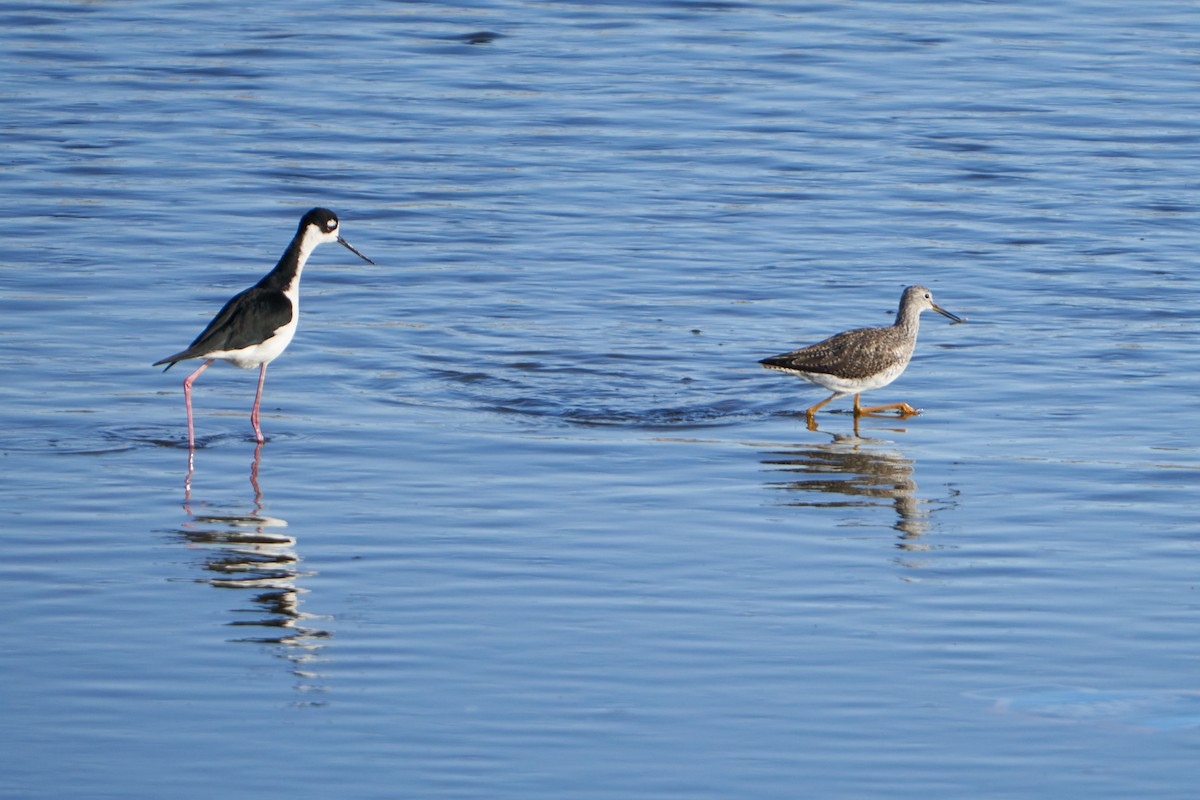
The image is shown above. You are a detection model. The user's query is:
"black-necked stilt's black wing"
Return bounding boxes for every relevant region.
[154,286,292,370]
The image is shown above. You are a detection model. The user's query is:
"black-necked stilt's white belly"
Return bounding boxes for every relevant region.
[206,318,298,369]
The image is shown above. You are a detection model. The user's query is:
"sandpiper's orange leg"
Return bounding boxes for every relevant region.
[804,392,843,426]
[855,394,920,417]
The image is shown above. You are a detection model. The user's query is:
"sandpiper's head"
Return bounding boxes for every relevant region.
[297,207,375,264]
[903,285,963,324]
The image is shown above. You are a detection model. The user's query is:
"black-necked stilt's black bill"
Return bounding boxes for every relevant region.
[338,237,375,265]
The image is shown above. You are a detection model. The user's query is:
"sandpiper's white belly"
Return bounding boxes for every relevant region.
[798,359,909,395]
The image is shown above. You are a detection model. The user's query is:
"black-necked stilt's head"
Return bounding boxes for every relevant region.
[299,207,376,265]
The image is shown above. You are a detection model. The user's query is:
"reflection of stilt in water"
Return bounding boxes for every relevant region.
[761,429,956,556]
[178,442,330,703]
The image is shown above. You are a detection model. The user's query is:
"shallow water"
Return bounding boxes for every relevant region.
[2,1,1200,797]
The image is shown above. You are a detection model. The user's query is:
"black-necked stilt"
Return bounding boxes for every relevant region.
[155,207,374,447]
[760,285,963,428]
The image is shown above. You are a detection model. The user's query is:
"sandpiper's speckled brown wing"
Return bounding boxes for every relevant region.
[759,325,908,381]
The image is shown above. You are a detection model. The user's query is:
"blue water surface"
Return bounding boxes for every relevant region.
[2,1,1199,798]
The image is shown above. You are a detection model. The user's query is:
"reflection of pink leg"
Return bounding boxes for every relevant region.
[250,363,268,443]
[250,440,264,508]
[184,448,195,502]
[182,359,214,449]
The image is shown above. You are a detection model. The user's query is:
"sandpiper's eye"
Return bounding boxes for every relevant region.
[327,220,338,232]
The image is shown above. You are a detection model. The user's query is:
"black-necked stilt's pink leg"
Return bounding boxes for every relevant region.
[183,358,214,448]
[250,364,267,443]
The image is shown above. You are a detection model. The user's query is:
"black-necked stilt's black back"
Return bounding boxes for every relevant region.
[155,207,374,447]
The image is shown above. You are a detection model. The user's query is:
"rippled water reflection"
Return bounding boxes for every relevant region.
[761,430,955,547]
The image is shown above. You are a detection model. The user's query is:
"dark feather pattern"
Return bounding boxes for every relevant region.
[759,325,912,381]
[154,287,293,369]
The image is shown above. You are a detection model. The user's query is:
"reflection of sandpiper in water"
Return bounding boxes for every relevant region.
[177,443,331,701]
[761,431,957,554]
[760,285,964,430]
[155,208,374,449]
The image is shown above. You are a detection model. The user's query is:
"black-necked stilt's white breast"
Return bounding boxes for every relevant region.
[760,285,963,429]
[155,207,374,447]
